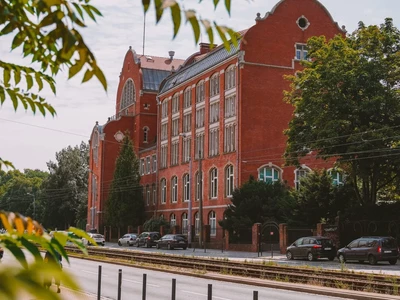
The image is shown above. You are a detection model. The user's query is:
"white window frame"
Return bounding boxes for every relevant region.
[152,155,157,173]
[140,159,145,175]
[210,101,220,124]
[210,168,218,199]
[183,113,191,133]
[224,95,236,118]
[146,157,151,174]
[196,81,205,103]
[209,128,219,157]
[184,87,191,109]
[183,173,190,202]
[161,179,167,204]
[328,169,344,186]
[182,213,188,234]
[196,108,205,128]
[295,43,308,61]
[171,142,179,166]
[170,213,176,227]
[210,73,220,97]
[120,79,136,110]
[143,126,149,143]
[195,171,202,201]
[209,211,216,236]
[195,133,205,159]
[161,145,168,169]
[182,137,191,163]
[225,165,234,197]
[172,93,179,114]
[161,123,168,141]
[225,65,236,90]
[258,164,282,183]
[161,99,168,119]
[294,166,310,190]
[171,176,178,203]
[146,185,150,206]
[194,212,200,235]
[224,124,236,153]
[152,184,156,205]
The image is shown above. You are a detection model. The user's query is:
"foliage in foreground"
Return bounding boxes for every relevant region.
[0,211,94,299]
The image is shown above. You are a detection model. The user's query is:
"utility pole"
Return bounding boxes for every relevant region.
[198,150,203,248]
[188,157,192,247]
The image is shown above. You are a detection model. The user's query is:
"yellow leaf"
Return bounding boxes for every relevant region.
[0,212,12,232]
[14,216,25,234]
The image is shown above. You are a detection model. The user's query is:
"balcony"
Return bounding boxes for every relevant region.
[108,110,135,122]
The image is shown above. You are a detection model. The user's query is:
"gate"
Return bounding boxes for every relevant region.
[261,221,280,251]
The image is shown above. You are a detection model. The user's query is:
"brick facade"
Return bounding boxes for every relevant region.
[87,0,344,238]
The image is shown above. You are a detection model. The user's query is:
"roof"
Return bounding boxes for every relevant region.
[142,68,172,91]
[159,40,242,95]
[139,55,184,71]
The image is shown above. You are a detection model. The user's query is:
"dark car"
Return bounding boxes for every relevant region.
[286,236,336,261]
[156,234,188,250]
[337,236,399,265]
[135,232,161,248]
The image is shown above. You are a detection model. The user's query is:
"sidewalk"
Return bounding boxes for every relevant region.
[20,286,101,300]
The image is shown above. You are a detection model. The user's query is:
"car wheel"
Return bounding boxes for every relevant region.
[368,255,377,265]
[328,256,335,261]
[286,251,294,260]
[156,243,160,249]
[338,254,346,263]
[307,252,315,261]
[389,259,397,265]
[167,243,173,250]
[118,241,122,246]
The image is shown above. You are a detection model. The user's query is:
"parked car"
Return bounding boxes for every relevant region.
[135,232,161,248]
[337,236,399,265]
[156,234,188,250]
[118,233,138,246]
[83,233,105,246]
[286,236,336,261]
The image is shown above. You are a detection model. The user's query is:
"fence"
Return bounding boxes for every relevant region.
[96,265,262,300]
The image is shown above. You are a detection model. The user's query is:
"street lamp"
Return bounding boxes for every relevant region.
[180,133,192,247]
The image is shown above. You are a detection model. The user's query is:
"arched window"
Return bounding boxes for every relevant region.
[196,80,205,103]
[183,173,190,202]
[92,130,99,165]
[258,164,281,183]
[160,178,167,204]
[195,172,202,201]
[171,176,178,203]
[209,168,218,199]
[210,73,220,97]
[170,213,176,227]
[209,211,216,236]
[120,79,135,109]
[172,93,180,114]
[328,169,344,186]
[225,65,236,90]
[225,165,234,197]
[184,87,191,109]
[143,127,149,143]
[294,166,311,190]
[194,212,200,235]
[181,213,188,234]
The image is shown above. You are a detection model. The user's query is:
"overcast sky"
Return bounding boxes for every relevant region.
[0,0,399,171]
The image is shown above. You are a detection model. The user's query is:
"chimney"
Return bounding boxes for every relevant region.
[168,51,175,61]
[199,43,217,55]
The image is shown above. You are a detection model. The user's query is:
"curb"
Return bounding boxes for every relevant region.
[69,254,400,300]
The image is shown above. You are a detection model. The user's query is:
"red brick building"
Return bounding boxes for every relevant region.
[87,0,345,238]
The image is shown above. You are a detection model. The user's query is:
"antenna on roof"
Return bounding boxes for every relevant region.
[142,12,147,55]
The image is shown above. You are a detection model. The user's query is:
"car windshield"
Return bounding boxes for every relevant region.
[175,235,187,241]
[317,239,333,247]
[382,238,397,248]
[92,234,103,238]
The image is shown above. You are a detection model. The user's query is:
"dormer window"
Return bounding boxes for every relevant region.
[295,44,308,61]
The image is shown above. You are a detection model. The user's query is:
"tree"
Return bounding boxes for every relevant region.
[143,216,170,232]
[105,134,145,232]
[284,18,400,207]
[41,142,89,229]
[219,176,296,235]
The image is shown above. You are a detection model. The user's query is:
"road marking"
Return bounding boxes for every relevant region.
[80,269,108,277]
[123,279,159,287]
[182,290,231,300]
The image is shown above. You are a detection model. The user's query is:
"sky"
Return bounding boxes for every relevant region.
[0,0,399,171]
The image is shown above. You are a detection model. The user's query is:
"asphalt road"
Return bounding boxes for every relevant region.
[104,242,400,276]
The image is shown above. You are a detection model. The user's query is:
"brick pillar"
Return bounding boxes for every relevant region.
[103,226,108,242]
[252,223,261,252]
[137,225,143,234]
[279,223,287,254]
[204,225,211,242]
[127,226,133,234]
[316,223,325,236]
[160,225,165,237]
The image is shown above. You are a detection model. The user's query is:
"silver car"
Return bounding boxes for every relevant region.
[118,233,138,246]
[83,233,105,246]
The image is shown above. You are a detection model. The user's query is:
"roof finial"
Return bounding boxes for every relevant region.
[255,13,261,21]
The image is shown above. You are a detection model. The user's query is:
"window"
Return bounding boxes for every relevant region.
[160,179,167,204]
[210,73,219,97]
[258,166,280,183]
[172,93,179,114]
[184,87,191,109]
[146,185,150,206]
[182,213,188,234]
[183,173,190,202]
[225,95,236,118]
[143,127,149,143]
[182,137,191,163]
[170,213,176,227]
[92,130,99,165]
[225,165,234,197]
[295,167,310,190]
[146,157,151,174]
[196,81,205,103]
[161,99,168,118]
[196,108,205,128]
[152,155,157,172]
[160,145,168,168]
[140,159,145,175]
[210,168,218,199]
[210,102,220,124]
[152,184,156,205]
[195,133,205,159]
[194,212,200,235]
[224,124,236,153]
[209,211,216,236]
[195,171,202,201]
[295,44,308,60]
[329,169,344,186]
[183,113,191,133]
[209,128,219,157]
[120,79,135,109]
[172,118,179,137]
[171,142,179,166]
[171,176,178,203]
[161,123,168,141]
[225,65,236,90]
